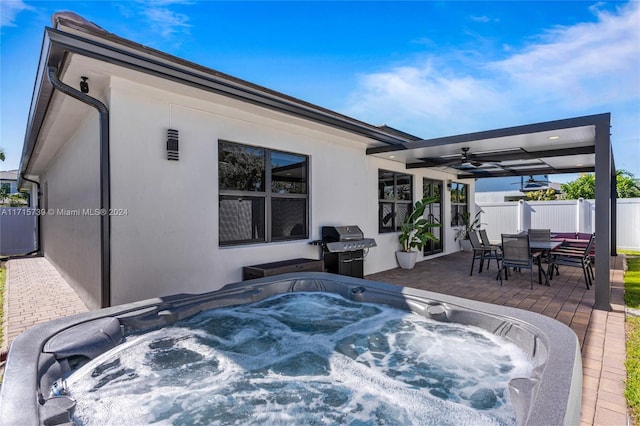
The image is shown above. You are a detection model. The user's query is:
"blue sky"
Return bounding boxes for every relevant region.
[1,1,639,183]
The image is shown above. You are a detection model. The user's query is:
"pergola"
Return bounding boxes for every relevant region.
[367,113,615,311]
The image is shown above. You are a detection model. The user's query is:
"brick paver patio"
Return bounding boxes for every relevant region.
[0,252,629,425]
[1,257,89,354]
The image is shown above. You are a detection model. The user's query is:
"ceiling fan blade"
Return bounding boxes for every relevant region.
[416,156,462,167]
[417,148,511,169]
[468,154,504,164]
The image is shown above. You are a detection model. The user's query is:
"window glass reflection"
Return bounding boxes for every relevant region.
[219,142,264,191]
[271,151,307,194]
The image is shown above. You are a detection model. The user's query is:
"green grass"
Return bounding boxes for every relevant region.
[628,316,640,426]
[626,254,640,425]
[625,257,640,309]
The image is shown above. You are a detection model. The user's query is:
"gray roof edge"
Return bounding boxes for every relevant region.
[17,29,59,190]
[19,18,416,186]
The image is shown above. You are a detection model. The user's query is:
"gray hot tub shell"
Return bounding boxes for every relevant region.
[0,272,582,425]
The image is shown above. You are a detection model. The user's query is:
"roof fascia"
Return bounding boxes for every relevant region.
[19,25,414,186]
[47,27,410,145]
[17,29,63,188]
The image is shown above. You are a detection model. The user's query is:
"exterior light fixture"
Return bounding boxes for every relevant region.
[79,77,89,93]
[389,155,396,159]
[548,136,560,140]
[167,129,179,161]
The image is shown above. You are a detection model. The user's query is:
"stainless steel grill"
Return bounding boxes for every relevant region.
[316,226,376,278]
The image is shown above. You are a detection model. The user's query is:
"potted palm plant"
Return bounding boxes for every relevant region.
[454,211,482,251]
[396,196,441,269]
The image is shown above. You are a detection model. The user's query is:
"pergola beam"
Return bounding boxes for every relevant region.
[451,166,596,179]
[594,113,612,311]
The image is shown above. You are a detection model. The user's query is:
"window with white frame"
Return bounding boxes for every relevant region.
[218,141,309,246]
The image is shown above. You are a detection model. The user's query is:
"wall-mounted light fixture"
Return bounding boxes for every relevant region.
[446,179,452,190]
[79,77,89,93]
[167,129,179,161]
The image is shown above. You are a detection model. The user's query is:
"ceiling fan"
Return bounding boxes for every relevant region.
[513,175,551,190]
[512,175,550,185]
[459,147,483,168]
[428,147,504,169]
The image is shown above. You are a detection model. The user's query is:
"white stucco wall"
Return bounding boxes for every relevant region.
[106,76,472,305]
[40,109,102,309]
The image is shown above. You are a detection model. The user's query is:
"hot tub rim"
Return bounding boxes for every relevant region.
[0,272,581,426]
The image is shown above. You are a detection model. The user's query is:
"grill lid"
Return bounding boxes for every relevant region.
[322,226,364,242]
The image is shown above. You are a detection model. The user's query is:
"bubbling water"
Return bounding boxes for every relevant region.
[67,292,533,425]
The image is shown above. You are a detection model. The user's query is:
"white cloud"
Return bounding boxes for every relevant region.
[345,61,514,136]
[0,0,34,27]
[142,5,191,38]
[491,2,640,109]
[123,0,192,39]
[470,15,496,23]
[343,2,640,138]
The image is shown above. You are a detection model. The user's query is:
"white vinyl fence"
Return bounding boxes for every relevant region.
[478,198,640,251]
[0,208,37,256]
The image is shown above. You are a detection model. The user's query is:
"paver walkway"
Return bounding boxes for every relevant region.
[0,253,630,425]
[1,257,89,355]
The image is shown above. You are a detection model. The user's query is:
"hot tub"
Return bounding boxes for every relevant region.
[0,272,582,425]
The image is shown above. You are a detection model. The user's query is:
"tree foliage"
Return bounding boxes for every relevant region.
[0,185,9,204]
[526,189,557,201]
[7,193,28,207]
[561,170,640,199]
[617,171,640,198]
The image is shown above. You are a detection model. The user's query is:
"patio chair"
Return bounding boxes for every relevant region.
[498,233,542,290]
[528,229,551,243]
[479,229,501,270]
[548,233,595,289]
[469,231,501,276]
[528,228,555,274]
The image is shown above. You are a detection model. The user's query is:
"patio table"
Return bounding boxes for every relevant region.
[530,241,563,252]
[496,240,562,286]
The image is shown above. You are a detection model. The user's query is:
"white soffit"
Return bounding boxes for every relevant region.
[374,125,596,165]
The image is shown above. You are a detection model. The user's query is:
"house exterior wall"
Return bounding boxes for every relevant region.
[108,77,471,305]
[40,111,102,309]
[0,179,18,194]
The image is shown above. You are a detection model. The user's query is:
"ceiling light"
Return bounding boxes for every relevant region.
[389,155,396,159]
[548,136,560,140]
